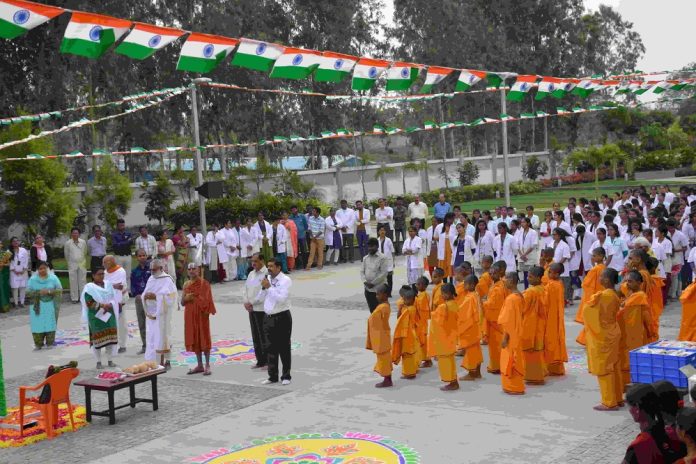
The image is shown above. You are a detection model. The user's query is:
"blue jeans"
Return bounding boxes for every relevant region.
[357,230,368,258]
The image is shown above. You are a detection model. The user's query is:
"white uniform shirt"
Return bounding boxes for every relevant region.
[652,238,673,278]
[671,230,689,265]
[240,227,259,258]
[324,216,343,247]
[493,233,518,272]
[552,240,572,277]
[539,221,556,250]
[244,266,268,311]
[402,235,423,270]
[517,228,539,266]
[375,207,394,229]
[335,208,356,234]
[473,231,495,266]
[606,236,628,272]
[258,272,292,315]
[590,239,615,265]
[378,236,395,271]
[408,202,428,222]
[434,224,457,261]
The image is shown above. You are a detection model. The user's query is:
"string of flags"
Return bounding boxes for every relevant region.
[2,0,695,99]
[0,103,622,162]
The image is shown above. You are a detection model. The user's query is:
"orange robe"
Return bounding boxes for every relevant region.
[366,302,392,377]
[414,291,431,360]
[679,282,696,341]
[438,226,453,278]
[541,264,551,286]
[617,291,654,386]
[522,285,548,383]
[498,293,526,394]
[428,300,459,382]
[484,280,510,373]
[392,304,420,376]
[431,282,444,311]
[282,219,298,270]
[455,282,468,307]
[459,292,483,370]
[575,264,605,346]
[545,279,568,375]
[650,276,665,336]
[476,272,492,339]
[183,277,217,352]
[584,289,623,408]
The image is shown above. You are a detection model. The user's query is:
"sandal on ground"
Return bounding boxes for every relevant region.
[187,366,204,375]
[203,366,212,376]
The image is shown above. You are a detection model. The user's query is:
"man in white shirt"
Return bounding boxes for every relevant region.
[64,227,88,303]
[187,226,204,267]
[271,217,289,273]
[222,220,238,282]
[563,200,577,225]
[103,255,129,353]
[336,199,357,263]
[375,198,394,241]
[525,205,540,229]
[407,194,428,226]
[243,253,268,369]
[257,257,293,385]
[135,226,157,260]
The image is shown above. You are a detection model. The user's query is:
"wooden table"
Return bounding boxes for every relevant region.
[75,368,165,425]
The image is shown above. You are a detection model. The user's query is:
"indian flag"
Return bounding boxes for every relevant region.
[385,61,420,91]
[615,81,639,94]
[321,131,336,138]
[420,66,453,93]
[499,113,516,122]
[314,51,357,82]
[115,23,184,60]
[486,72,504,89]
[535,111,548,117]
[633,81,657,95]
[424,121,437,130]
[572,107,586,113]
[455,69,487,91]
[352,58,389,91]
[652,80,675,94]
[386,127,402,135]
[336,128,351,136]
[373,125,385,134]
[572,79,599,98]
[670,80,689,91]
[506,75,537,102]
[556,107,570,115]
[270,47,322,79]
[0,0,63,39]
[231,38,284,72]
[273,136,289,143]
[468,118,484,126]
[483,117,499,124]
[60,12,131,59]
[176,32,238,73]
[520,113,535,119]
[535,77,562,101]
[289,135,305,142]
[550,79,578,98]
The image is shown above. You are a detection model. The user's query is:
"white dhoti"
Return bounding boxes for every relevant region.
[118,307,128,348]
[142,273,178,362]
[145,315,160,362]
[223,253,237,281]
[105,266,129,350]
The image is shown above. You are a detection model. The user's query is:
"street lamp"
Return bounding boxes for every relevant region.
[190,77,211,233]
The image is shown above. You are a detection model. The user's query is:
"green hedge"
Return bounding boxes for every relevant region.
[634,147,696,172]
[367,181,541,209]
[169,193,325,227]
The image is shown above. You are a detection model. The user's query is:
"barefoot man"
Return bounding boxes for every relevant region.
[182,263,217,376]
[142,259,178,370]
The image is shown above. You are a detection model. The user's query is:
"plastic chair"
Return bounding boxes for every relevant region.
[18,367,80,439]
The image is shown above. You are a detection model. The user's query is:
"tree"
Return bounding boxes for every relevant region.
[249,158,282,194]
[457,161,480,186]
[0,121,75,239]
[564,143,625,192]
[374,164,396,197]
[170,168,197,205]
[522,156,549,181]
[272,170,318,200]
[141,175,176,225]
[358,152,375,201]
[666,121,690,151]
[401,161,419,194]
[83,157,132,229]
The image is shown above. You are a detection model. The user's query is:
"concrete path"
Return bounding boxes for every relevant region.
[0,259,685,463]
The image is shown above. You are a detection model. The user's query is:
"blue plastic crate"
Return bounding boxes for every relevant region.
[629,345,696,388]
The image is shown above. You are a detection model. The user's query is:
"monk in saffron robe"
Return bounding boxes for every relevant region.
[459,275,484,381]
[182,264,217,375]
[484,261,510,374]
[623,251,660,341]
[428,282,460,391]
[499,272,526,395]
[522,266,548,385]
[475,255,494,345]
[367,285,393,388]
[540,248,554,286]
[545,263,568,376]
[679,280,696,341]
[584,267,623,410]
[454,263,471,356]
[618,271,656,386]
[392,288,420,379]
[575,247,606,346]
[415,276,432,368]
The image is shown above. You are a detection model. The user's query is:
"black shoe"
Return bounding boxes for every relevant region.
[137,347,146,355]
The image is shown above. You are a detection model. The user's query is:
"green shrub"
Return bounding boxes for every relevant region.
[634,150,683,171]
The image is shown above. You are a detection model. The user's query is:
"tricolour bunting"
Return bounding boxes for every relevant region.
[176,32,238,73]
[572,79,600,98]
[0,0,63,39]
[551,79,578,98]
[385,61,420,91]
[115,23,184,60]
[314,51,357,82]
[231,38,285,72]
[60,12,131,58]
[270,47,322,79]
[420,66,453,93]
[535,77,562,100]
[352,57,389,91]
[506,75,537,101]
[455,69,486,91]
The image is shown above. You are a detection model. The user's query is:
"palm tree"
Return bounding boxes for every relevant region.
[374,164,396,198]
[564,143,626,195]
[402,162,420,194]
[358,153,374,201]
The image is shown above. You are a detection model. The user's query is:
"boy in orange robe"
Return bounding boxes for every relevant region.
[540,248,554,286]
[182,264,217,375]
[499,272,526,395]
[647,257,665,335]
[622,250,659,340]
[618,270,656,386]
[484,261,510,374]
[392,287,421,379]
[584,267,623,411]
[522,266,548,385]
[366,285,393,388]
[454,263,472,356]
[459,275,484,381]
[428,282,460,391]
[414,276,432,368]
[575,247,606,346]
[475,255,494,345]
[679,280,696,341]
[545,263,568,376]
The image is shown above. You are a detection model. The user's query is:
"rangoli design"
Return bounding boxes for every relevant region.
[187,432,419,464]
[55,321,140,347]
[170,339,302,368]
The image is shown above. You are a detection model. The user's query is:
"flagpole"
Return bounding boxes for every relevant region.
[500,84,510,207]
[191,78,210,234]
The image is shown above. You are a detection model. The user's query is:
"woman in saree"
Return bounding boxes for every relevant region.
[172,225,190,289]
[26,261,62,350]
[81,267,119,369]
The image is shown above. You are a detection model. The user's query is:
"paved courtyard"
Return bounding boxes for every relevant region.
[0,259,685,463]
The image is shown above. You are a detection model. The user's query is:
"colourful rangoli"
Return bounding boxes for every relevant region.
[170,339,302,368]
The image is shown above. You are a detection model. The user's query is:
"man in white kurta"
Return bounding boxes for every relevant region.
[103,255,129,353]
[222,221,238,281]
[64,228,88,303]
[142,259,178,368]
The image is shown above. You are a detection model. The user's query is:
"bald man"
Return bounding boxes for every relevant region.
[104,255,129,353]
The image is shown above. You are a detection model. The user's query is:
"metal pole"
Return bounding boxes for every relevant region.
[437,97,448,188]
[500,87,510,206]
[191,82,207,233]
[544,115,549,152]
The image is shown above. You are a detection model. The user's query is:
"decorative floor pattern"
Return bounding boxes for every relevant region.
[55,321,140,347]
[170,339,302,368]
[188,432,420,464]
[0,404,88,448]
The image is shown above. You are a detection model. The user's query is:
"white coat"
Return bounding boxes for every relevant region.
[516,228,539,267]
[473,230,495,266]
[9,247,29,288]
[434,223,457,261]
[272,224,288,254]
[251,220,273,251]
[354,208,371,236]
[450,234,476,266]
[335,208,356,234]
[240,227,258,258]
[378,236,395,271]
[324,216,343,248]
[579,230,597,272]
[222,226,240,258]
[552,239,572,277]
[492,232,518,272]
[402,235,423,270]
[206,230,229,265]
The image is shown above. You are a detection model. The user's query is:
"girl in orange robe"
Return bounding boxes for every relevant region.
[459,275,484,381]
[622,250,660,343]
[522,266,548,384]
[679,280,696,341]
[475,255,494,345]
[499,272,526,395]
[575,248,606,346]
[428,283,460,391]
[545,263,568,376]
[366,285,392,388]
[392,288,421,379]
[484,262,510,374]
[414,276,432,368]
